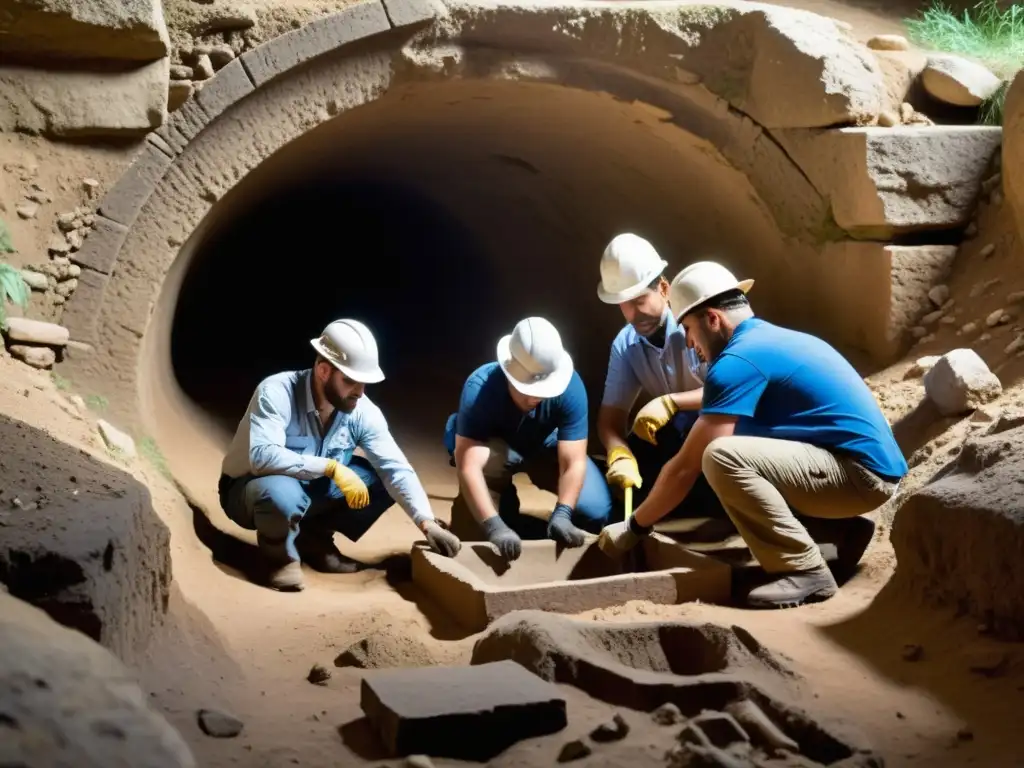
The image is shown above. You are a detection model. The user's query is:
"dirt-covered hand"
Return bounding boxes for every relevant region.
[480,515,522,561]
[324,459,369,509]
[422,520,461,557]
[547,503,586,547]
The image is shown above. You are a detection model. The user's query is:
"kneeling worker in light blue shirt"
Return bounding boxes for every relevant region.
[219,319,461,592]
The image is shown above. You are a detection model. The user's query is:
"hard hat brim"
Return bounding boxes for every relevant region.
[309,337,386,384]
[673,278,755,322]
[496,334,574,399]
[596,258,669,305]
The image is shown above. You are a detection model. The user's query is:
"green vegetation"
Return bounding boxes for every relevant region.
[85,393,109,412]
[51,372,71,391]
[138,436,172,479]
[0,219,29,331]
[905,0,1024,125]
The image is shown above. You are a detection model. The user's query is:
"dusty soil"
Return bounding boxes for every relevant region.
[3,0,1024,767]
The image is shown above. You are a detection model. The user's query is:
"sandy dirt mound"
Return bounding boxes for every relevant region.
[334,628,437,669]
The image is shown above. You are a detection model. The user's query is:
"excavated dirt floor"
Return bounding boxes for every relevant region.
[5,1,1024,766]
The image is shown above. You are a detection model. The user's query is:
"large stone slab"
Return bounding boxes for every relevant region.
[0,591,195,768]
[813,242,958,362]
[892,414,1024,640]
[0,414,172,660]
[359,659,567,760]
[776,126,1003,238]
[0,57,168,138]
[0,0,169,62]
[438,0,886,128]
[410,535,732,632]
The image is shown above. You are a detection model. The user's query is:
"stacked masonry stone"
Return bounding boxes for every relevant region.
[56,0,1000,426]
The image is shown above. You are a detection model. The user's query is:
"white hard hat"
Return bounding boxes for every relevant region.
[597,233,669,304]
[309,319,385,384]
[669,261,755,320]
[496,317,574,399]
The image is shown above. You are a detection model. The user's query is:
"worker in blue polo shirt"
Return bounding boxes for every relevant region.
[598,261,908,608]
[595,233,723,520]
[443,317,613,561]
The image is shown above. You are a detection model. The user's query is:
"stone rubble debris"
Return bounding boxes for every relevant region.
[197,708,244,738]
[979,243,996,259]
[589,712,629,742]
[306,663,330,686]
[557,739,591,762]
[928,284,950,307]
[867,34,909,51]
[901,643,924,662]
[97,419,137,458]
[923,348,1002,416]
[653,702,685,725]
[405,757,435,768]
[922,54,1003,107]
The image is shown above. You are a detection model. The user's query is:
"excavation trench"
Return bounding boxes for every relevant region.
[142,79,802,510]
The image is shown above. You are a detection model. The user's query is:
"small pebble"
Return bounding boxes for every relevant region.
[922,310,944,326]
[1007,291,1024,304]
[557,740,591,762]
[928,284,950,307]
[965,221,978,238]
[911,326,928,339]
[985,309,1005,327]
[992,189,1004,207]
[652,702,684,725]
[405,756,435,768]
[877,110,900,127]
[980,243,996,259]
[961,322,978,335]
[957,727,974,742]
[590,712,630,743]
[902,643,923,662]
[307,663,331,686]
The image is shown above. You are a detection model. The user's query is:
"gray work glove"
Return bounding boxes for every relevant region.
[480,515,522,561]
[547,503,586,548]
[422,520,461,557]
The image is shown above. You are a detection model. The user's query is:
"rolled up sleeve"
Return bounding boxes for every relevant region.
[354,404,434,526]
[248,382,329,479]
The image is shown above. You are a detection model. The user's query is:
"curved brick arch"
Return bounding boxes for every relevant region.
[58,0,990,425]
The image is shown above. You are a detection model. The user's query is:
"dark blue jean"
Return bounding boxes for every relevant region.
[218,456,394,562]
[443,412,614,537]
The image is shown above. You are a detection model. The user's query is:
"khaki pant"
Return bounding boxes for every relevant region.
[701,436,898,573]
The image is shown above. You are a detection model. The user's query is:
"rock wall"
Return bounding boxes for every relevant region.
[0,589,195,768]
[1004,69,1024,245]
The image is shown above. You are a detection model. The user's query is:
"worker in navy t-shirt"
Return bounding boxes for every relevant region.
[443,317,613,561]
[598,261,908,609]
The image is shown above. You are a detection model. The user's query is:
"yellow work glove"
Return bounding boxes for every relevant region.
[632,395,678,446]
[605,445,642,491]
[324,458,370,509]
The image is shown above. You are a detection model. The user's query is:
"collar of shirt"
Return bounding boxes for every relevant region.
[626,307,683,351]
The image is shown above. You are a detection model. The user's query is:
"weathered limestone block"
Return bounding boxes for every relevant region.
[0,591,195,767]
[814,243,958,362]
[892,414,1024,640]
[0,415,172,661]
[436,0,885,128]
[4,317,69,346]
[0,57,168,138]
[1004,70,1024,244]
[923,348,1002,416]
[776,126,1003,238]
[0,0,169,62]
[922,54,1002,107]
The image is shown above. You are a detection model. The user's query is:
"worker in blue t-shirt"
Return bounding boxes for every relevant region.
[443,317,613,561]
[598,261,908,609]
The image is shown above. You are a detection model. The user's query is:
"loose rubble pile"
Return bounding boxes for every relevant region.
[169,39,249,112]
[2,317,69,370]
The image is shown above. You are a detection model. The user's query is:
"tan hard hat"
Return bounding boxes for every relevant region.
[309,319,385,383]
[496,317,574,399]
[669,261,755,320]
[597,233,669,304]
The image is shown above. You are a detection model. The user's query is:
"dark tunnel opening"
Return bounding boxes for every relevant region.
[171,177,519,442]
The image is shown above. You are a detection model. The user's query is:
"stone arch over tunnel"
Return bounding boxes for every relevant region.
[56,0,996,501]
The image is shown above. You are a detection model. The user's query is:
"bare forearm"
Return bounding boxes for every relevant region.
[457,467,498,522]
[633,462,699,527]
[557,456,586,509]
[669,388,703,412]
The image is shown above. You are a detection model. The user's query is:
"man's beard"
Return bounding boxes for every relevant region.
[326,388,359,413]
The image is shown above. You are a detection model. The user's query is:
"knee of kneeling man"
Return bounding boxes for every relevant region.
[701,436,739,477]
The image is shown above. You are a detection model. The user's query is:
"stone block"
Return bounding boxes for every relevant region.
[0,57,168,139]
[98,138,173,227]
[776,126,1003,238]
[3,317,69,346]
[57,267,107,343]
[70,215,128,275]
[923,348,1002,416]
[410,534,731,632]
[359,659,567,760]
[0,414,172,660]
[688,710,750,748]
[892,415,1024,640]
[9,345,56,369]
[0,591,194,768]
[0,0,170,62]
[381,0,446,27]
[240,1,390,87]
[815,242,958,362]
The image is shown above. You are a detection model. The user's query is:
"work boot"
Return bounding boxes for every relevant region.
[746,563,838,609]
[834,515,876,575]
[295,528,362,574]
[267,561,305,592]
